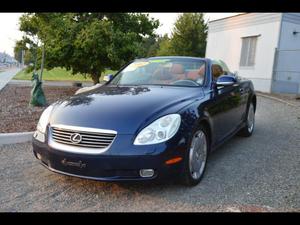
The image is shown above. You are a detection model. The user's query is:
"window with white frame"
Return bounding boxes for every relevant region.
[240,36,258,67]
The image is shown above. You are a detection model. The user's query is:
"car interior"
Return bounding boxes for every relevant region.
[211,64,225,80]
[150,63,205,85]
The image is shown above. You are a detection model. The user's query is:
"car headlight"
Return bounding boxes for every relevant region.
[36,105,53,134]
[134,114,181,145]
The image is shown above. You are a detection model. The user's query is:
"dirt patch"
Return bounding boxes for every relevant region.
[0,84,79,133]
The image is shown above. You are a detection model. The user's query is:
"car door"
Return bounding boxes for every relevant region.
[207,63,242,144]
[235,78,250,124]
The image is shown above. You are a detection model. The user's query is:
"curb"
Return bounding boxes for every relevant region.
[9,80,94,87]
[0,131,34,145]
[257,93,299,108]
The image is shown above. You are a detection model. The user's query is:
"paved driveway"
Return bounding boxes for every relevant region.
[0,96,299,212]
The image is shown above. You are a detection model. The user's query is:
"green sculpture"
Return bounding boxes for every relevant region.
[30,72,46,106]
[30,44,47,106]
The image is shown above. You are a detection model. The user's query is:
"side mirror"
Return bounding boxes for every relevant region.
[103,74,114,82]
[216,75,237,87]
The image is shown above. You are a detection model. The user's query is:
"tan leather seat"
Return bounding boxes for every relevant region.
[212,64,224,80]
[151,64,186,84]
[170,64,186,81]
[186,65,205,81]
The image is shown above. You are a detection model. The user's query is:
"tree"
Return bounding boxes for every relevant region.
[14,39,37,71]
[14,40,25,63]
[156,34,175,56]
[137,35,159,57]
[169,13,208,57]
[17,13,159,84]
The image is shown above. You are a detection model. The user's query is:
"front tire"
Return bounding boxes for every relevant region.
[180,125,209,186]
[238,102,255,137]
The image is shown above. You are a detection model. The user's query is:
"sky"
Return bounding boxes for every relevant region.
[0,13,241,57]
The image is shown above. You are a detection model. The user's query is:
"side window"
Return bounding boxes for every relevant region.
[218,60,230,75]
[211,64,224,80]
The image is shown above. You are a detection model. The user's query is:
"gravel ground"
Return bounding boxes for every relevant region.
[256,91,300,108]
[0,84,79,133]
[0,96,299,212]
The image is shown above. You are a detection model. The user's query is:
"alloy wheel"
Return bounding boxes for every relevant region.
[247,103,255,133]
[189,130,208,180]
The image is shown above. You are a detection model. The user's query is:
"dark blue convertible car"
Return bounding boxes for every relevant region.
[32,56,256,186]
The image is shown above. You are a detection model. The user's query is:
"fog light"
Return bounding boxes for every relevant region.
[139,169,154,178]
[36,153,42,160]
[34,130,45,142]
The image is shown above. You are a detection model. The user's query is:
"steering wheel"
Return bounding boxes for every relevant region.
[170,79,199,86]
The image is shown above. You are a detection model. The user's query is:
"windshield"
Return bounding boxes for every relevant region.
[109,58,206,87]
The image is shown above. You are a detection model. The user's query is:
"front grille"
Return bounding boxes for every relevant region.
[51,126,116,149]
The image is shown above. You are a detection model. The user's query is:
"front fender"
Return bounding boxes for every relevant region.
[178,99,213,149]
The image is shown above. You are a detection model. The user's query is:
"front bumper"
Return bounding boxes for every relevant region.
[32,137,185,182]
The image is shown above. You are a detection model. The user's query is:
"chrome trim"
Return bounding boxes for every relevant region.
[48,124,117,155]
[50,124,117,134]
[216,81,235,86]
[139,169,155,178]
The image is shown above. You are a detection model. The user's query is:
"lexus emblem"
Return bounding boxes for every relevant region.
[70,133,82,144]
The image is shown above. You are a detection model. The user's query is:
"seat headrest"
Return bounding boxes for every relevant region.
[170,64,184,74]
[186,65,205,80]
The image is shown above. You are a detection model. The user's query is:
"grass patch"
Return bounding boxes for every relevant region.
[13,67,116,82]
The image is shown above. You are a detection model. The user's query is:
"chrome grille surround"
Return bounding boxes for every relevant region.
[48,124,117,155]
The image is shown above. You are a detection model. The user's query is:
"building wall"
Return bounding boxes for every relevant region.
[206,13,282,93]
[272,13,300,94]
[280,14,300,49]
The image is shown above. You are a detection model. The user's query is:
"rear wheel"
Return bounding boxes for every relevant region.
[180,125,209,186]
[238,102,255,137]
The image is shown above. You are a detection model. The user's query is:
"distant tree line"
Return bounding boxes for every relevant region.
[14,13,208,84]
[139,13,208,58]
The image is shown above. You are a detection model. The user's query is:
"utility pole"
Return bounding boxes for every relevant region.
[33,44,38,73]
[21,49,25,68]
[40,44,45,81]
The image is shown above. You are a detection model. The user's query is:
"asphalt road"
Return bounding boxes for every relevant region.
[0,96,299,212]
[0,67,22,91]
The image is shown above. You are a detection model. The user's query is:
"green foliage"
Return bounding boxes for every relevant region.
[170,13,208,57]
[14,40,24,63]
[14,39,34,65]
[154,13,208,57]
[137,35,157,57]
[156,34,175,56]
[17,13,159,84]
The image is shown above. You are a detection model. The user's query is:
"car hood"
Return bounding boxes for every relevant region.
[49,85,204,134]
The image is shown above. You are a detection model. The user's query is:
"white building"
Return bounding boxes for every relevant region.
[205,13,300,94]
